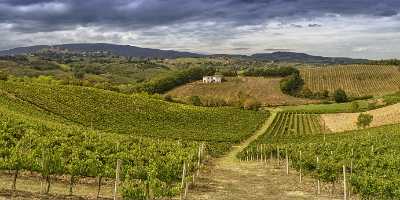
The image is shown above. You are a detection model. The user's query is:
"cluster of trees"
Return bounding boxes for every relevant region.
[242,66,299,77]
[135,67,216,94]
[168,93,262,111]
[369,59,400,65]
[280,72,304,95]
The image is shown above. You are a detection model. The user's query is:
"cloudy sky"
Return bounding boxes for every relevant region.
[0,0,400,59]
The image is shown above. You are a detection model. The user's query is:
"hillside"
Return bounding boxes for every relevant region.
[251,52,368,64]
[0,43,202,59]
[322,103,400,132]
[0,81,266,146]
[301,64,400,97]
[0,43,369,64]
[167,77,318,106]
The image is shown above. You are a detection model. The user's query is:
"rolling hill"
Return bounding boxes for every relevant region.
[0,43,368,64]
[0,81,266,148]
[251,52,369,64]
[0,43,203,59]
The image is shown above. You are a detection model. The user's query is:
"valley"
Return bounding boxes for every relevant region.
[1,46,400,200]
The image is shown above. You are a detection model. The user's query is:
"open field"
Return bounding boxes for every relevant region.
[301,65,400,97]
[322,103,400,132]
[167,77,318,106]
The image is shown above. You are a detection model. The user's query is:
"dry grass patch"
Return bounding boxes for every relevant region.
[167,77,317,106]
[322,103,400,132]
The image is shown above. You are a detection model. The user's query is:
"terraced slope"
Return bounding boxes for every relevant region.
[0,81,266,150]
[301,65,400,97]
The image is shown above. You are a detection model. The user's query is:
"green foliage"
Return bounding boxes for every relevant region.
[0,81,266,154]
[351,101,360,112]
[357,113,373,129]
[189,96,202,106]
[242,66,299,77]
[280,72,304,95]
[333,89,348,103]
[242,98,261,110]
[136,67,215,94]
[241,122,400,199]
[0,71,8,81]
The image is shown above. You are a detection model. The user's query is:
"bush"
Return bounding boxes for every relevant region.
[351,101,360,112]
[242,98,262,110]
[357,113,373,129]
[0,71,8,81]
[189,96,202,106]
[243,66,299,77]
[164,94,173,102]
[301,87,313,98]
[333,89,348,103]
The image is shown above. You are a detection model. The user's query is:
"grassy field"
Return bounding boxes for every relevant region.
[167,77,318,106]
[280,100,371,113]
[322,103,400,132]
[301,64,400,97]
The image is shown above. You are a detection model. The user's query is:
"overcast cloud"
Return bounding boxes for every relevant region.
[0,0,400,59]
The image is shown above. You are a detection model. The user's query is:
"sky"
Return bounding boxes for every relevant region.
[0,0,400,59]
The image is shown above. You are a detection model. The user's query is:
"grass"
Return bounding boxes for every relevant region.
[280,100,370,114]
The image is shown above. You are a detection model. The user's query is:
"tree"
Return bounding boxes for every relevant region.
[333,89,348,103]
[357,113,373,129]
[280,73,304,95]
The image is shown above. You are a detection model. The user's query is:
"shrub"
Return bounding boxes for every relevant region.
[351,101,360,112]
[242,98,262,110]
[0,71,8,81]
[357,113,373,129]
[189,96,202,106]
[301,87,313,98]
[333,89,348,103]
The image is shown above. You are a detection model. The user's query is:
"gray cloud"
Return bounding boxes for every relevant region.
[264,48,294,52]
[0,0,400,59]
[0,0,399,33]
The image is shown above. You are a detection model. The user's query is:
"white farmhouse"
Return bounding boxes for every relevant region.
[202,75,223,83]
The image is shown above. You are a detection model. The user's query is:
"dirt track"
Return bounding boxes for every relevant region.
[187,109,349,200]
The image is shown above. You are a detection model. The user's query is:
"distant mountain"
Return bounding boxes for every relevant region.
[250,52,369,64]
[0,43,203,59]
[0,43,368,64]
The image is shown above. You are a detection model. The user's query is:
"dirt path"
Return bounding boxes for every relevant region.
[187,109,345,200]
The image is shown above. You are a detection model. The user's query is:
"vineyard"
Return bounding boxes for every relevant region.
[240,113,400,199]
[258,112,323,138]
[0,116,201,199]
[301,64,400,97]
[0,80,267,199]
[0,81,267,155]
